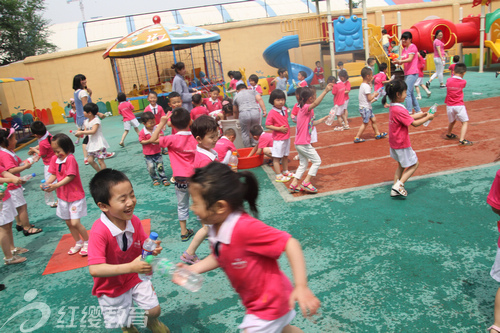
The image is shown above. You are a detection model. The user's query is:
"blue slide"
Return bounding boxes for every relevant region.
[263,35,313,95]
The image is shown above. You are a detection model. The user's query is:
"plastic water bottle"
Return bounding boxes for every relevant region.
[325,108,335,126]
[20,173,36,182]
[139,232,159,281]
[145,255,203,292]
[0,183,8,210]
[21,156,35,166]
[41,180,49,190]
[423,103,438,127]
[228,151,238,172]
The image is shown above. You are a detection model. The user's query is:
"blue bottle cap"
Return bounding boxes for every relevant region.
[149,232,158,240]
[31,173,36,177]
[41,180,46,183]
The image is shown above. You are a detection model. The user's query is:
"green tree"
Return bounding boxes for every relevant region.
[0,0,56,65]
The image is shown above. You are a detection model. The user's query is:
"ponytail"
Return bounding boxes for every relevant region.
[238,171,259,216]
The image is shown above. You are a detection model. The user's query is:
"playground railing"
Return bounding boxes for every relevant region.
[281,15,329,45]
[368,25,392,78]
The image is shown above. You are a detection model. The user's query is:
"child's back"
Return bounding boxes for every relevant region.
[388,103,414,149]
[445,76,466,106]
[214,136,236,163]
[331,80,346,106]
[160,132,197,177]
[190,105,209,120]
[118,101,136,121]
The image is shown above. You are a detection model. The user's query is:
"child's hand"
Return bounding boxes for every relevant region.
[75,131,83,137]
[374,92,379,97]
[28,148,36,155]
[427,112,435,120]
[289,285,321,317]
[130,255,153,274]
[152,240,162,256]
[33,154,41,162]
[319,115,329,124]
[10,177,22,185]
[43,183,57,192]
[325,83,334,91]
[23,163,32,170]
[172,263,194,285]
[0,192,4,200]
[279,126,288,134]
[160,115,170,124]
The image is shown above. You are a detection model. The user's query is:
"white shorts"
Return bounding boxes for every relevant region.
[271,139,290,158]
[318,78,325,84]
[56,198,87,220]
[343,100,349,110]
[0,198,18,226]
[333,105,344,116]
[9,187,26,208]
[98,280,159,329]
[415,77,423,86]
[390,147,418,168]
[446,105,469,123]
[124,118,140,131]
[239,309,295,333]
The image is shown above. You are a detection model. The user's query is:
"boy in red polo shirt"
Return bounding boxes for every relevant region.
[138,112,169,186]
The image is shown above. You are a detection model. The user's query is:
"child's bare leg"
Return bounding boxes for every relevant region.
[460,121,468,142]
[134,127,140,135]
[263,148,273,159]
[282,325,303,333]
[145,305,169,333]
[119,130,129,145]
[400,161,419,184]
[282,156,289,173]
[98,158,106,170]
[371,118,381,136]
[394,163,404,184]
[355,122,367,138]
[88,155,100,172]
[15,204,31,229]
[447,121,456,136]
[337,116,343,127]
[421,84,431,94]
[490,287,500,332]
[342,113,348,127]
[73,219,89,241]
[185,225,209,256]
[415,86,420,95]
[272,157,281,175]
[82,144,88,159]
[65,220,83,242]
[179,220,187,235]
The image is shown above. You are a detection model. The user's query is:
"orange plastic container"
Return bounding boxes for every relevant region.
[237,147,264,170]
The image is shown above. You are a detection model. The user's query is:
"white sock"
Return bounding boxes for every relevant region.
[76,240,84,245]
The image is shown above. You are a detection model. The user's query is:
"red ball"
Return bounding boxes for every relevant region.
[153,15,161,24]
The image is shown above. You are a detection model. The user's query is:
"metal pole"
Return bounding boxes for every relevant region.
[459,7,463,60]
[349,0,353,17]
[479,4,485,73]
[397,11,401,39]
[327,0,336,77]
[362,0,369,60]
[316,0,324,75]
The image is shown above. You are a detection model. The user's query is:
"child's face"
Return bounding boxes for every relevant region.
[368,60,375,67]
[100,181,137,224]
[84,111,93,119]
[273,98,286,110]
[396,90,407,103]
[316,62,320,67]
[189,183,225,225]
[339,76,347,82]
[168,96,182,109]
[365,73,373,82]
[197,130,219,150]
[308,93,316,104]
[226,135,236,142]
[6,135,17,150]
[145,119,156,131]
[147,94,157,105]
[298,73,304,81]
[51,140,68,160]
[281,71,288,77]
[210,91,219,100]
[295,93,300,102]
[249,80,257,87]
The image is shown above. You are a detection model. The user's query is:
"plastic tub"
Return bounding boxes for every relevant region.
[236,147,263,170]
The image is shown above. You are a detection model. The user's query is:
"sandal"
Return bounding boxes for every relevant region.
[301,182,318,194]
[23,226,42,236]
[282,171,295,178]
[489,325,500,333]
[68,242,83,255]
[4,255,27,265]
[162,180,170,186]
[289,184,303,193]
[79,242,88,256]
[180,251,200,264]
[333,126,344,131]
[459,139,473,146]
[50,203,58,208]
[375,132,387,139]
[446,133,457,140]
[16,224,34,232]
[275,174,291,183]
[391,180,407,197]
[11,247,29,255]
[153,180,160,186]
[354,137,365,143]
[181,229,194,242]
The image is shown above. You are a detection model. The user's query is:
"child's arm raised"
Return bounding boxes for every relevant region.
[411,112,434,127]
[89,255,152,277]
[145,115,170,144]
[308,83,333,111]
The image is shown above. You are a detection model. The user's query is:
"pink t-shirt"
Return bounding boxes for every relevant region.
[208,212,292,320]
[250,85,263,94]
[229,79,237,90]
[291,103,300,118]
[0,167,11,202]
[257,132,273,148]
[331,81,346,106]
[433,39,445,58]
[294,104,315,145]
[214,136,236,160]
[194,146,219,169]
[118,101,136,121]
[417,55,426,77]
[190,106,210,120]
[344,80,351,100]
[298,80,307,87]
[402,43,419,75]
[203,97,223,112]
[0,149,22,191]
[445,76,466,106]
[144,104,165,125]
[388,103,415,149]
[265,107,290,141]
[88,214,147,298]
[48,154,85,202]
[39,134,55,165]
[488,169,500,211]
[139,127,161,156]
[315,66,324,80]
[373,72,387,91]
[448,63,456,76]
[69,109,77,122]
[159,132,197,177]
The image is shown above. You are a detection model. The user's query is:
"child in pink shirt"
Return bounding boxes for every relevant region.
[290,87,303,123]
[190,94,210,120]
[44,133,89,255]
[384,80,434,198]
[445,63,472,145]
[181,162,321,332]
[487,170,500,333]
[214,128,237,164]
[289,84,332,194]
[315,61,325,88]
[329,72,347,131]
[297,71,308,87]
[415,51,432,100]
[139,112,169,186]
[247,125,273,160]
[203,86,223,112]
[144,91,166,125]
[117,92,140,147]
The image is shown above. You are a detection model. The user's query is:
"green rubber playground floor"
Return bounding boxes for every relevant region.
[1,66,500,332]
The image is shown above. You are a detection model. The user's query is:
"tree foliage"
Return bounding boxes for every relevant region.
[0,0,56,65]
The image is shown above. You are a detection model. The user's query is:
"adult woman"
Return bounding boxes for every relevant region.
[233,84,267,147]
[393,31,421,114]
[426,30,446,89]
[171,62,198,111]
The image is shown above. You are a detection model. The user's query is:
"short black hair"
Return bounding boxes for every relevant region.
[89,168,131,205]
[191,115,218,139]
[236,83,247,91]
[192,93,202,104]
[278,68,287,75]
[250,124,263,137]
[140,111,155,124]
[453,55,460,63]
[367,57,376,65]
[83,102,99,115]
[401,31,412,40]
[326,76,336,84]
[227,71,234,78]
[361,67,373,79]
[170,107,191,129]
[419,50,427,58]
[148,90,158,97]
[30,120,47,136]
[382,28,387,34]
[224,128,236,137]
[50,133,75,154]
[249,74,259,83]
[337,61,344,67]
[168,91,181,102]
[233,71,242,80]
[209,86,220,93]
[269,89,286,105]
[454,63,467,74]
[379,62,388,71]
[338,69,349,80]
[117,92,127,102]
[298,70,307,78]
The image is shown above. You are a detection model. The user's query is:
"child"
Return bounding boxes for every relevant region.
[221,97,234,120]
[290,87,303,123]
[366,57,376,72]
[147,108,197,242]
[75,103,110,172]
[297,71,308,87]
[144,91,166,126]
[448,55,460,76]
[248,74,263,94]
[315,61,325,88]
[181,162,321,332]
[87,169,168,332]
[0,128,42,236]
[415,50,432,99]
[180,115,219,265]
[247,125,273,159]
[354,67,387,143]
[271,68,288,93]
[166,92,183,135]
[67,98,78,142]
[382,80,434,197]
[444,63,472,146]
[203,86,223,113]
[337,61,345,73]
[214,128,237,164]
[139,112,169,186]
[487,170,500,333]
[117,92,140,147]
[288,85,332,194]
[190,94,209,120]
[390,40,400,54]
[372,62,391,105]
[342,70,351,125]
[380,29,393,55]
[228,71,236,91]
[28,121,57,208]
[265,89,293,182]
[331,71,348,131]
[44,134,89,255]
[233,71,244,87]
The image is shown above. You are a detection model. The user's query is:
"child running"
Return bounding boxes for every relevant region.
[487,169,500,333]
[445,63,472,146]
[214,128,237,164]
[180,162,320,332]
[44,134,89,255]
[331,71,348,130]
[117,92,140,147]
[265,89,293,182]
[138,112,170,186]
[289,85,332,194]
[87,169,168,333]
[383,80,434,197]
[415,51,432,99]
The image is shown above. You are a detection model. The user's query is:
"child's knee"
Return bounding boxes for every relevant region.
[146,305,161,318]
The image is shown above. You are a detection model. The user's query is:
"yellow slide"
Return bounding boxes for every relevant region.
[485,39,500,58]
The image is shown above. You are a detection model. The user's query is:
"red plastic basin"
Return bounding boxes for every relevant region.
[237,147,264,170]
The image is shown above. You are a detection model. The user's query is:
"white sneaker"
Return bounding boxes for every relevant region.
[416,95,422,100]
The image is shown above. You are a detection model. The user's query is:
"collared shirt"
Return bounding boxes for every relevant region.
[194,145,219,169]
[99,212,135,251]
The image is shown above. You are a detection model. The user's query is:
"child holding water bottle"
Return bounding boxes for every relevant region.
[180,162,320,332]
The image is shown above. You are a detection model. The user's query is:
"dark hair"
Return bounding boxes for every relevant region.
[209,86,220,94]
[236,83,247,91]
[278,68,287,75]
[148,90,158,97]
[140,111,155,124]
[249,74,259,83]
[338,69,349,80]
[0,128,11,148]
[419,50,427,58]
[298,70,307,79]
[222,97,233,116]
[269,89,286,106]
[326,76,336,84]
[170,107,191,129]
[171,62,185,74]
[367,57,376,65]
[401,31,412,40]
[382,80,407,105]
[168,91,181,104]
[30,120,47,136]
[191,115,218,139]
[50,133,75,154]
[299,87,315,107]
[337,61,344,67]
[190,162,258,216]
[382,28,387,34]
[315,61,320,65]
[454,63,467,74]
[391,40,396,45]
[227,71,234,78]
[250,125,263,137]
[379,62,388,71]
[294,86,303,96]
[117,92,127,102]
[433,29,443,40]
[233,71,242,80]
[72,74,86,90]
[361,67,373,79]
[453,55,460,63]
[192,93,202,105]
[89,168,131,205]
[83,102,99,115]
[224,128,236,137]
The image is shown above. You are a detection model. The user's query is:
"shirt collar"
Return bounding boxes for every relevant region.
[272,106,286,116]
[196,145,218,160]
[176,131,192,136]
[56,156,69,164]
[390,103,407,109]
[208,211,242,245]
[452,75,463,80]
[0,147,16,158]
[210,97,218,103]
[143,126,156,135]
[38,132,50,142]
[100,212,135,237]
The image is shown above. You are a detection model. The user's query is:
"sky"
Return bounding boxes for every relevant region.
[43,0,249,24]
